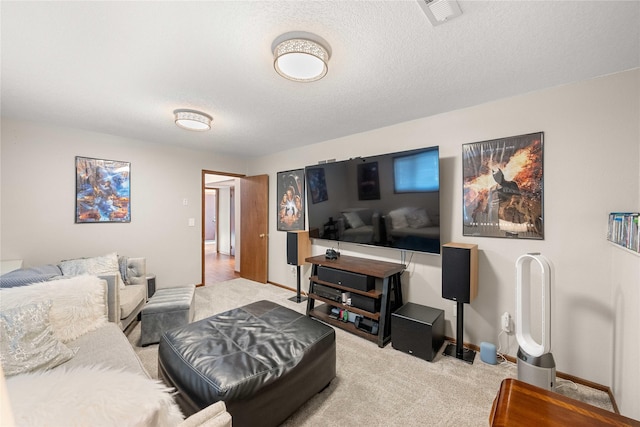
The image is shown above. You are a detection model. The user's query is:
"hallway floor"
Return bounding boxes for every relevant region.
[204,243,239,285]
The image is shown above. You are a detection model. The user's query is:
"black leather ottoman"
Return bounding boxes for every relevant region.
[158,300,336,427]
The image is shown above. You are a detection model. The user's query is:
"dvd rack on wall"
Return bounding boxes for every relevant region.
[305,254,404,347]
[607,212,639,255]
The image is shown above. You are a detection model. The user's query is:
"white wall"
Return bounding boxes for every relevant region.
[250,69,640,416]
[611,247,640,419]
[0,119,248,288]
[1,70,637,418]
[217,187,231,255]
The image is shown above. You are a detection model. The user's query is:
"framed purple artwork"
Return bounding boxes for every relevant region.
[75,156,131,223]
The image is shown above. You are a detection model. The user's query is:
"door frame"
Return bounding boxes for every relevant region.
[204,188,219,251]
[201,170,244,286]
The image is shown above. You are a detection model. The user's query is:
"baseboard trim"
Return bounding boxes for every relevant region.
[558,371,620,414]
[443,337,620,414]
[263,281,621,414]
[267,281,307,296]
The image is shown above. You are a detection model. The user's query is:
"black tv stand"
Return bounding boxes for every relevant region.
[305,254,404,347]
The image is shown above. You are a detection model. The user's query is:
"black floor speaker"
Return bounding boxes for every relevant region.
[442,243,478,303]
[392,303,444,362]
[286,231,310,266]
[441,242,479,364]
[287,231,310,303]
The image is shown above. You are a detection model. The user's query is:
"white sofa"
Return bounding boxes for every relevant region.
[384,207,440,241]
[0,254,147,331]
[0,274,231,426]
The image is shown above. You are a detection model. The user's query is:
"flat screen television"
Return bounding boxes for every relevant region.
[305,146,440,254]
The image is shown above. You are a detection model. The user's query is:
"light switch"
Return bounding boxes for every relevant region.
[188,218,195,227]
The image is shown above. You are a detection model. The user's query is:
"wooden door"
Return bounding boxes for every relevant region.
[240,174,268,283]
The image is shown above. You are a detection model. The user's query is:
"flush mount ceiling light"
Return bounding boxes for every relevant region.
[174,109,212,131]
[417,0,463,26]
[273,35,330,82]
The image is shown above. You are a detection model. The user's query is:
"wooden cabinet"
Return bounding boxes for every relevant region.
[305,254,404,347]
[490,378,640,426]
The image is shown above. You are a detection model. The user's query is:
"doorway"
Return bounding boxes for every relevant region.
[203,172,241,285]
[201,171,269,286]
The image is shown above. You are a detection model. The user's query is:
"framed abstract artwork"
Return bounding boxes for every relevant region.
[75,156,131,223]
[277,168,305,231]
[462,132,544,239]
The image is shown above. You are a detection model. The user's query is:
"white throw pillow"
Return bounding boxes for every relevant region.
[6,366,184,427]
[406,208,431,228]
[343,211,365,229]
[0,300,76,376]
[388,208,409,229]
[0,275,107,342]
[59,252,125,289]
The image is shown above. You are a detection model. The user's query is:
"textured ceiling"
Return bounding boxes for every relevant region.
[2,1,639,157]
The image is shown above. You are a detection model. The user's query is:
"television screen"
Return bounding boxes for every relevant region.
[305,146,440,254]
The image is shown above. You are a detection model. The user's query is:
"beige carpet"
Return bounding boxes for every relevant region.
[127,278,614,426]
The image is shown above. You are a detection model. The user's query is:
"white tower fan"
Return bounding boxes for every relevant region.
[515,253,556,390]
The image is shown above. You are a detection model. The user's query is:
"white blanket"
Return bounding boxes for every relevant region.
[6,365,184,427]
[0,275,107,342]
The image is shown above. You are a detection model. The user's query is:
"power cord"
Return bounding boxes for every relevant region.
[496,330,511,365]
[399,250,414,274]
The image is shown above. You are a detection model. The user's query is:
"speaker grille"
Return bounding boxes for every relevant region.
[286,232,297,265]
[441,243,478,303]
[286,231,310,265]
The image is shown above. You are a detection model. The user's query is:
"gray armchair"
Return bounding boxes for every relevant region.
[102,256,147,331]
[336,208,382,244]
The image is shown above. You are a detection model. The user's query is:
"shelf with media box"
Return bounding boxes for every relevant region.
[308,277,382,320]
[305,254,404,347]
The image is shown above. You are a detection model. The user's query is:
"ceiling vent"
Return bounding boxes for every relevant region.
[418,0,463,26]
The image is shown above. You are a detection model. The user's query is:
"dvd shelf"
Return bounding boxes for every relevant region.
[607,212,639,255]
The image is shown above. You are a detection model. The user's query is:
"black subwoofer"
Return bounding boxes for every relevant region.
[391,303,444,362]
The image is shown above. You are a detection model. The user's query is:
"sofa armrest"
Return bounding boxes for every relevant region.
[124,257,146,287]
[372,212,381,243]
[178,401,232,427]
[98,274,120,324]
[336,217,345,238]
